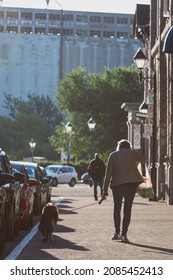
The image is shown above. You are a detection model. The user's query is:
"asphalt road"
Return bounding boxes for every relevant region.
[2,183,173,260]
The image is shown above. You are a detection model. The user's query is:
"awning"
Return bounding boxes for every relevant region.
[162,26,173,54]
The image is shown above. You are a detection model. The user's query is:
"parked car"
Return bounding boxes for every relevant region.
[10,161,37,230]
[0,149,24,242]
[0,172,14,257]
[22,162,51,215]
[40,166,52,202]
[81,172,93,187]
[45,165,78,187]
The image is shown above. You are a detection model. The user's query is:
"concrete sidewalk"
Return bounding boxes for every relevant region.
[16,187,173,260]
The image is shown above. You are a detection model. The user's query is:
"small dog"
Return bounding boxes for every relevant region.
[38,202,59,242]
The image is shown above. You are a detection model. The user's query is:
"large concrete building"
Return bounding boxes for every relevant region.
[0,3,140,115]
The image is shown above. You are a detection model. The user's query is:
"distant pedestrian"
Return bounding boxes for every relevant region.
[88,153,105,201]
[99,139,145,243]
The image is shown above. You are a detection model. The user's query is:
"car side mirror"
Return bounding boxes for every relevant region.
[0,172,15,186]
[42,177,50,184]
[28,178,38,186]
[13,171,26,182]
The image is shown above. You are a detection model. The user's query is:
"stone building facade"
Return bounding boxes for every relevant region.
[134,0,173,205]
[0,4,140,115]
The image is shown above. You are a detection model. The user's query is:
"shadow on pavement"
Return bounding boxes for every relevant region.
[55,224,75,233]
[128,242,173,256]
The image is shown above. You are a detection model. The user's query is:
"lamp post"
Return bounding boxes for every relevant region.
[29,138,36,162]
[87,117,96,159]
[65,122,72,164]
[133,48,157,201]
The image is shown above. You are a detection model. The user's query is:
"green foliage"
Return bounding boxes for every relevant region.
[3,93,62,127]
[54,67,143,160]
[0,94,63,160]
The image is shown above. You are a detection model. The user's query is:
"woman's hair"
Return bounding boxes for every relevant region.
[116,139,132,151]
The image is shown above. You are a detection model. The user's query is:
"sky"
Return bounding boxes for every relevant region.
[1,0,151,14]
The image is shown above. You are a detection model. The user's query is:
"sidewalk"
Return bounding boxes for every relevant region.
[16,188,173,260]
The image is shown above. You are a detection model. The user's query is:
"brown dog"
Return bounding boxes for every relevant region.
[38,202,59,242]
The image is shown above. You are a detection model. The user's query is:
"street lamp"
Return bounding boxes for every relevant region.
[87,117,96,159]
[133,48,157,201]
[133,47,147,83]
[65,122,72,164]
[29,138,36,162]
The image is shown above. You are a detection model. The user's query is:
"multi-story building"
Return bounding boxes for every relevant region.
[0,3,140,115]
[133,0,173,205]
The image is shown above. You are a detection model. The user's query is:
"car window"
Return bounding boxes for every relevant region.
[11,164,21,173]
[67,167,74,173]
[59,167,65,173]
[46,167,59,173]
[25,166,35,179]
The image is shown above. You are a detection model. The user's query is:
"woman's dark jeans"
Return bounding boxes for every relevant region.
[112,183,137,236]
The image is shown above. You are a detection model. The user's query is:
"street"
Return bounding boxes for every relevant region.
[2,183,173,260]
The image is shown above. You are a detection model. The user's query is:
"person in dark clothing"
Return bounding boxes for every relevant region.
[99,139,145,243]
[88,153,105,201]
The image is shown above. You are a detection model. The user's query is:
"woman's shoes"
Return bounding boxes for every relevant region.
[121,235,129,243]
[111,233,129,243]
[111,233,120,240]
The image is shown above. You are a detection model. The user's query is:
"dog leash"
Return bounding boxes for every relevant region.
[71,197,107,211]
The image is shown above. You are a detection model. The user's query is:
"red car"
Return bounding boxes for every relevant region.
[10,161,37,230]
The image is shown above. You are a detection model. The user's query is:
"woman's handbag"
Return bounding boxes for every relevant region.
[137,164,154,199]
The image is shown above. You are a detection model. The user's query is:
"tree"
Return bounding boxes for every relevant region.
[0,94,63,160]
[52,67,143,160]
[3,93,62,127]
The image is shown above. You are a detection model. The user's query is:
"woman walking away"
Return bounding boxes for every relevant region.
[100,139,145,243]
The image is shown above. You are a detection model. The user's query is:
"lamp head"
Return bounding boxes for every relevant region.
[29,138,36,149]
[65,122,72,134]
[87,117,96,131]
[133,48,147,70]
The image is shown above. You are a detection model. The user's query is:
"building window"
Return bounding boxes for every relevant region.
[6,26,18,33]
[103,31,114,38]
[63,15,74,22]
[0,26,4,32]
[48,28,60,35]
[21,27,32,34]
[117,17,128,24]
[76,15,88,22]
[90,30,101,37]
[103,16,114,24]
[35,28,46,34]
[90,16,101,23]
[76,29,88,37]
[63,29,73,36]
[35,13,46,20]
[49,14,60,21]
[7,12,18,19]
[163,0,170,17]
[21,12,32,20]
[117,32,128,38]
[0,11,4,18]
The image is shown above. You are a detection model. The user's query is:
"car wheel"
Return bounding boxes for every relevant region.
[69,178,76,187]
[52,178,58,187]
[0,216,6,258]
